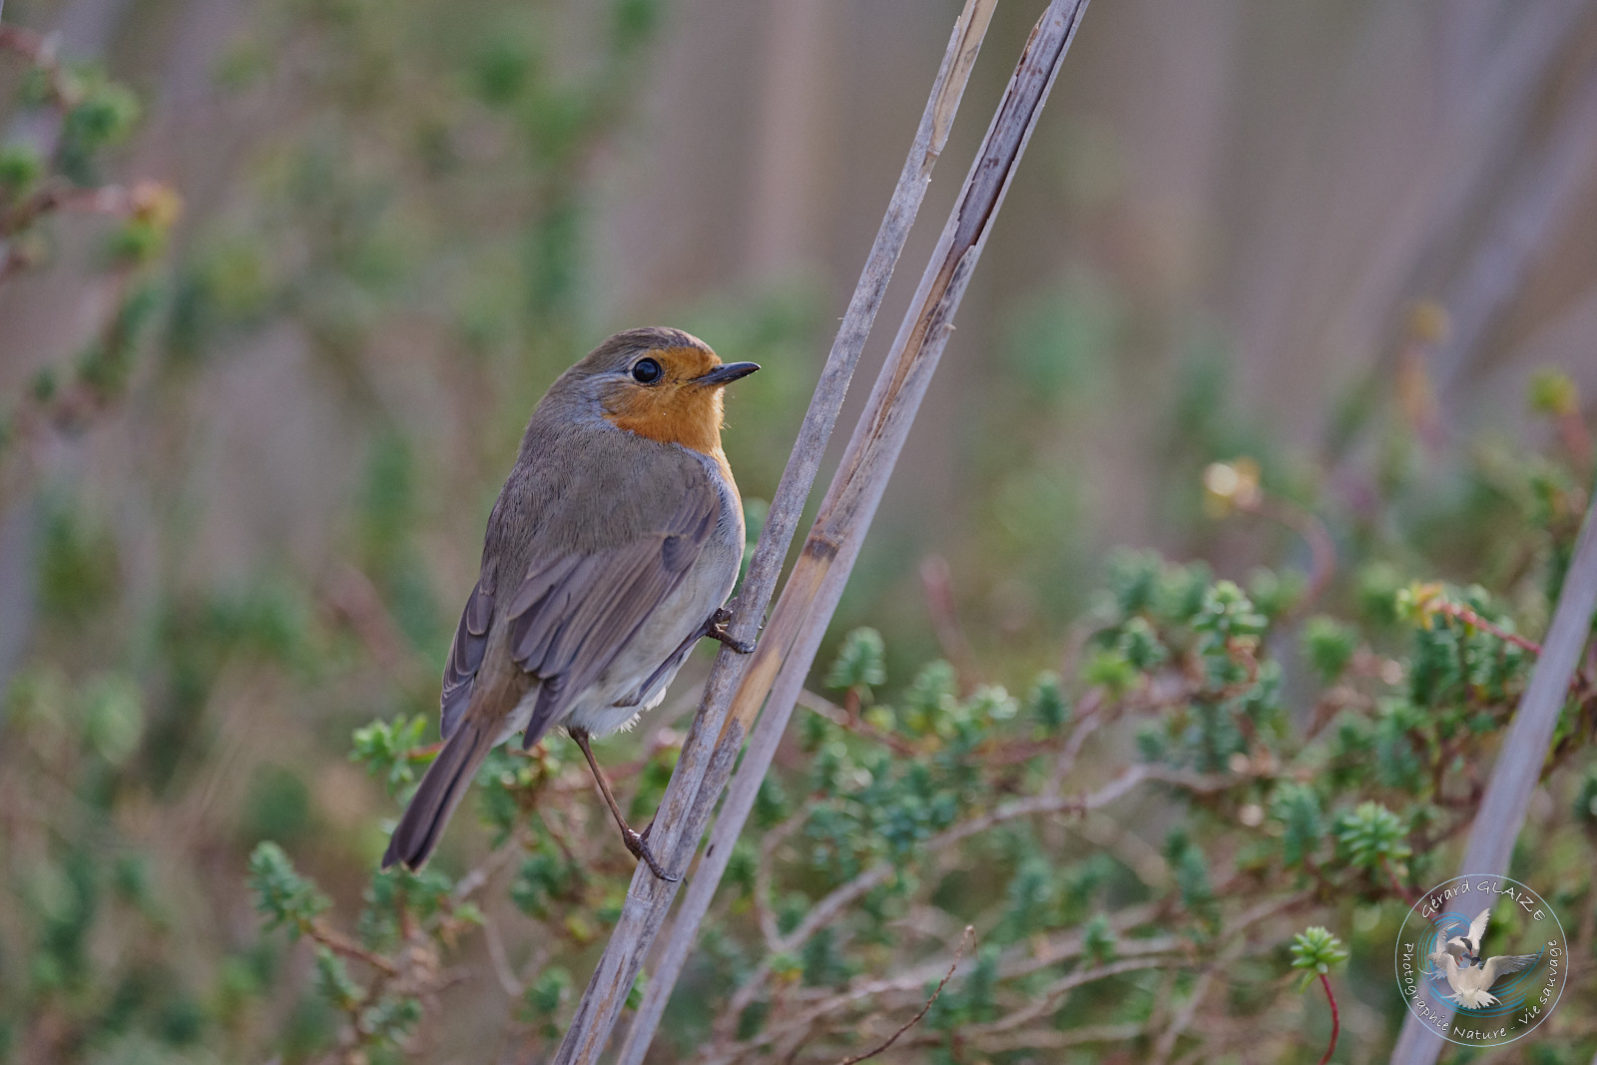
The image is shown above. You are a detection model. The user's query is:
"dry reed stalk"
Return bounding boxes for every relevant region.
[548,1,1002,1060]
[590,2,1092,1062]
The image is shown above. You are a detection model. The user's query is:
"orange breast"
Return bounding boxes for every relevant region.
[605,387,732,484]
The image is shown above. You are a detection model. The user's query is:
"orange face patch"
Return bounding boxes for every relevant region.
[602,346,730,458]
[649,345,720,384]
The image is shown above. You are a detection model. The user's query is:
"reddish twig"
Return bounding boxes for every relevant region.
[798,688,918,755]
[1316,972,1340,1065]
[837,926,974,1065]
[308,919,400,976]
[1382,857,1418,906]
[1235,495,1338,617]
[1430,600,1542,655]
[920,555,980,691]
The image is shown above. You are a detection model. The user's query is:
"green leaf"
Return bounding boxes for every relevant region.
[825,627,886,695]
[247,842,330,935]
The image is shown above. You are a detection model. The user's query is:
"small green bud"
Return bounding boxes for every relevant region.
[1289,926,1349,990]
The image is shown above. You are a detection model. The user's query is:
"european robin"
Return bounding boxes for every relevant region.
[382,327,759,878]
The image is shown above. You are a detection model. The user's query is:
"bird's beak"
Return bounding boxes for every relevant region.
[692,362,760,387]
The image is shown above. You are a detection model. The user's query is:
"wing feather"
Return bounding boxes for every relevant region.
[1467,907,1491,952]
[1482,953,1539,984]
[440,579,494,739]
[507,480,720,744]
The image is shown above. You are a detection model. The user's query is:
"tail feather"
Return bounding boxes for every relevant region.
[382,721,495,871]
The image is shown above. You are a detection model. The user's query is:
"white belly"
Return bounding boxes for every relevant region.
[562,535,739,737]
[498,445,745,746]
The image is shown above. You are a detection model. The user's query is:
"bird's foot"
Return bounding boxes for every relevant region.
[622,819,679,883]
[704,605,756,655]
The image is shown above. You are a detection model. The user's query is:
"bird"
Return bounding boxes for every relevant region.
[1428,906,1540,1009]
[381,327,759,879]
[1441,907,1492,968]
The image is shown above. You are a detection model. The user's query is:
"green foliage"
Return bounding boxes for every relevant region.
[1528,370,1579,417]
[352,715,430,791]
[248,843,331,935]
[1082,913,1117,964]
[1333,801,1412,880]
[522,967,572,1036]
[1026,670,1070,731]
[1302,615,1358,681]
[58,74,141,175]
[1289,926,1349,990]
[4,3,1595,1061]
[1577,767,1597,828]
[1164,827,1215,917]
[510,848,579,920]
[1270,783,1324,869]
[314,948,364,1011]
[0,142,43,192]
[825,626,887,696]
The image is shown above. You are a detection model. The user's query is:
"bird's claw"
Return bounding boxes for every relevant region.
[705,606,756,655]
[622,820,679,883]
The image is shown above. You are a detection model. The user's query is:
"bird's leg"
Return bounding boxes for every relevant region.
[569,727,679,883]
[702,603,756,655]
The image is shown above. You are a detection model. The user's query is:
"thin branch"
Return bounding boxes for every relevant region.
[970,1022,1147,1053]
[835,925,974,1065]
[555,3,1001,1061]
[955,956,1169,1039]
[723,763,1224,1023]
[1429,600,1543,655]
[1237,494,1338,618]
[307,919,400,977]
[920,555,980,690]
[796,687,917,754]
[783,765,1225,957]
[1316,972,1340,1065]
[740,951,1174,1065]
[729,881,1312,1061]
[1150,946,1231,1065]
[480,916,523,1001]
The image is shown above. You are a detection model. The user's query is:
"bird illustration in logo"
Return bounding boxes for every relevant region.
[1427,906,1541,1009]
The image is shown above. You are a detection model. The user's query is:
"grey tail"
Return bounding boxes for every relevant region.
[382,721,495,871]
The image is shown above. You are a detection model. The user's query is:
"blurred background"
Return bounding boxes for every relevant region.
[3,0,1596,1061]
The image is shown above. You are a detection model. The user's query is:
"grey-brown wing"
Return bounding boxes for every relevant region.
[505,481,719,745]
[440,579,494,739]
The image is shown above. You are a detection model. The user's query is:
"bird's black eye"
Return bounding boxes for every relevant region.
[631,358,663,384]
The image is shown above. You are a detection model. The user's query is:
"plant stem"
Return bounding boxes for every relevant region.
[1317,972,1339,1065]
[1432,600,1542,655]
[552,3,1000,1061]
[836,926,974,1065]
